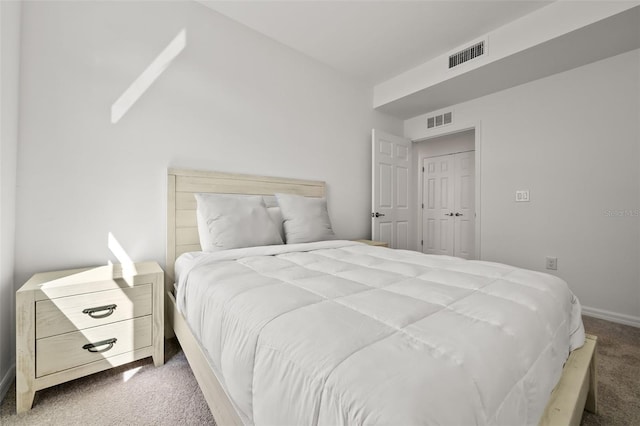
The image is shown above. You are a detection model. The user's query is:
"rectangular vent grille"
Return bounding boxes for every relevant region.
[449,41,485,69]
[427,111,453,129]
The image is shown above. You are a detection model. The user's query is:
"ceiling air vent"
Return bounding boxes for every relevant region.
[449,40,485,69]
[427,111,453,129]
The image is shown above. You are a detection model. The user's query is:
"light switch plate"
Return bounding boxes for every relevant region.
[515,190,530,202]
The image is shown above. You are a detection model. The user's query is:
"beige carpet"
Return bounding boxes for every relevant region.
[0,339,216,425]
[1,316,638,425]
[580,316,640,425]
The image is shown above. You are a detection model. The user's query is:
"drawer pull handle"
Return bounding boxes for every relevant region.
[83,338,117,353]
[82,304,117,319]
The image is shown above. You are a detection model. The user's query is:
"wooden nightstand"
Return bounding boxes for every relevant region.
[16,262,164,413]
[354,239,389,248]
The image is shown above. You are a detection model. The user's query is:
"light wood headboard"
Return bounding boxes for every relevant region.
[166,168,326,282]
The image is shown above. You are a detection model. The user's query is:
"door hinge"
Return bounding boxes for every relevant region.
[421,240,423,245]
[421,203,424,209]
[422,166,425,172]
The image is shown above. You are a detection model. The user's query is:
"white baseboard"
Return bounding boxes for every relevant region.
[0,363,15,403]
[582,305,640,328]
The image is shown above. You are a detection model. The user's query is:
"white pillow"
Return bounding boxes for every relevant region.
[275,193,336,244]
[195,194,283,251]
[267,206,285,241]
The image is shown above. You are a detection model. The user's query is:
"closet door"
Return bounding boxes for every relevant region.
[422,151,475,258]
[422,156,455,256]
[453,151,475,259]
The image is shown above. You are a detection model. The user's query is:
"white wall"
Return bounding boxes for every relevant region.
[405,49,640,325]
[414,129,475,159]
[0,0,21,400]
[14,0,402,288]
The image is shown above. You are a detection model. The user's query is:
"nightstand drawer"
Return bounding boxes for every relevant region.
[35,284,152,339]
[36,316,152,377]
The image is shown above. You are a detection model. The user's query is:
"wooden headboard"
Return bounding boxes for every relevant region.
[166,168,326,282]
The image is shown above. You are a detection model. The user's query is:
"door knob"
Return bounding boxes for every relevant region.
[445,212,454,216]
[455,213,463,216]
[371,212,386,218]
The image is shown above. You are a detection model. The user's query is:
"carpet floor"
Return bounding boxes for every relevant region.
[580,316,640,425]
[1,316,638,425]
[0,339,216,426]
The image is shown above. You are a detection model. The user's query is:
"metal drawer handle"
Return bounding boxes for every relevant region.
[83,338,117,353]
[82,304,117,319]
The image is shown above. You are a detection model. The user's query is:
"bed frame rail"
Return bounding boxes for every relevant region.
[168,291,243,425]
[539,334,598,426]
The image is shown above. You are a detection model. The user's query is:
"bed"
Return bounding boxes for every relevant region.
[165,168,598,426]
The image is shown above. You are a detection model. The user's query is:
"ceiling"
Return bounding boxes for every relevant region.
[199,1,553,85]
[377,5,640,118]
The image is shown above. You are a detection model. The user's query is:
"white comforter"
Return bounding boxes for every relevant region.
[176,241,585,426]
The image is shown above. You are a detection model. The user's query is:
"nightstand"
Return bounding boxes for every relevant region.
[355,239,389,248]
[16,262,164,413]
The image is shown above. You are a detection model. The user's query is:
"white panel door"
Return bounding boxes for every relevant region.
[454,151,475,259]
[422,151,475,258]
[422,156,455,255]
[372,129,411,249]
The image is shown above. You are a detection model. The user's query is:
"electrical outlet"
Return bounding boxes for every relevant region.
[546,257,557,270]
[515,190,530,202]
